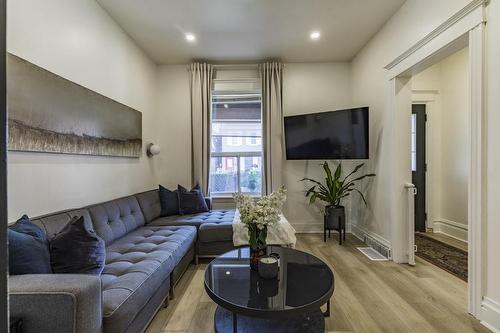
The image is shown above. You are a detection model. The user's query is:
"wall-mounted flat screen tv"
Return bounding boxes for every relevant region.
[284,107,369,160]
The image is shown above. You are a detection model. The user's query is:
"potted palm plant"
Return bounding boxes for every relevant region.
[300,162,375,243]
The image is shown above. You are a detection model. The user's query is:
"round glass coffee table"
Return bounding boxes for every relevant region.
[204,246,334,333]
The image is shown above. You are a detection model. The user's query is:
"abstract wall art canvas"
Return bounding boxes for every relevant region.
[7,54,142,157]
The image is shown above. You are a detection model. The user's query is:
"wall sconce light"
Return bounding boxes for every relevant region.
[147,143,161,157]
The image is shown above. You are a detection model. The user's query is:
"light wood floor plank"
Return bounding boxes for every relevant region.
[146,234,489,333]
[164,269,206,331]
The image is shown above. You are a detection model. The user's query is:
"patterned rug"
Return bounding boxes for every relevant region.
[415,233,468,282]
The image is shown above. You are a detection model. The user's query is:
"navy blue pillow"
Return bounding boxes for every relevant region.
[159,185,179,216]
[8,215,52,275]
[177,184,209,215]
[50,216,106,275]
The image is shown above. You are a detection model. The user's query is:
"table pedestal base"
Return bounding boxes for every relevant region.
[214,306,325,333]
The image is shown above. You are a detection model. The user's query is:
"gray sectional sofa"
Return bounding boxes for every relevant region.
[9,188,237,333]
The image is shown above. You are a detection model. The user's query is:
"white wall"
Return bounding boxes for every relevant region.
[154,65,192,188]
[350,0,472,243]
[282,63,354,232]
[7,0,159,221]
[438,48,469,227]
[351,0,500,328]
[412,48,469,241]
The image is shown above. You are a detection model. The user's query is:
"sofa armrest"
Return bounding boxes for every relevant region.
[205,197,213,210]
[9,274,102,333]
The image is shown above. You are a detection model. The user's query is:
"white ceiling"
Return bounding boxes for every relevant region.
[97,0,406,64]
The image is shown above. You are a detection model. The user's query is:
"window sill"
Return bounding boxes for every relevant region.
[211,194,262,200]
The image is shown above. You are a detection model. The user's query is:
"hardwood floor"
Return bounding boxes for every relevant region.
[146,234,489,333]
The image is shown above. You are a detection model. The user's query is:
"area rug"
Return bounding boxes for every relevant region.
[415,233,468,282]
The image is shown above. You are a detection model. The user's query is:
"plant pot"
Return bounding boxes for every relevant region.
[325,205,345,229]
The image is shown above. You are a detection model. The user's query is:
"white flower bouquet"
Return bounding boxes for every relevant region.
[233,185,287,250]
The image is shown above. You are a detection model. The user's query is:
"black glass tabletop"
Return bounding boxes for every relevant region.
[204,246,335,319]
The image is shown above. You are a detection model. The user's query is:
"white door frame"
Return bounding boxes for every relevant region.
[385,0,487,317]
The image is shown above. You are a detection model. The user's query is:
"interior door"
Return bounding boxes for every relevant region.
[411,104,426,232]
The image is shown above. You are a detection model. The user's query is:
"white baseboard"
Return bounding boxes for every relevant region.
[351,224,392,259]
[433,218,468,243]
[481,297,500,333]
[351,224,391,247]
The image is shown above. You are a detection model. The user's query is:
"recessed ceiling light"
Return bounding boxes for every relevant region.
[310,31,321,40]
[185,33,196,42]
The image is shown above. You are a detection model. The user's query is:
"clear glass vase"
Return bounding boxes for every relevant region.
[249,225,267,270]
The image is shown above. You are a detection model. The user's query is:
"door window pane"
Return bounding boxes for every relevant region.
[411,114,417,171]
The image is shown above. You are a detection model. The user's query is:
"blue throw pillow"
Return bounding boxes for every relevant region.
[8,215,52,275]
[159,185,180,216]
[177,184,209,215]
[50,216,106,275]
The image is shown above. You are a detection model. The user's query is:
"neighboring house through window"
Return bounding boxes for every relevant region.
[210,83,262,196]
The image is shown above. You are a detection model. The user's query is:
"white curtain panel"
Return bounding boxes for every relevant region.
[188,63,213,195]
[261,62,284,195]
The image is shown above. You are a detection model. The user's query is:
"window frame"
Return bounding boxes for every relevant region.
[210,87,263,198]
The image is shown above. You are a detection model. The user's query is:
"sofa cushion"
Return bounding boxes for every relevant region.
[159,185,179,216]
[8,215,52,275]
[177,209,235,225]
[88,196,145,245]
[50,216,106,275]
[147,215,195,227]
[148,209,236,231]
[101,226,196,333]
[180,209,235,242]
[135,190,161,223]
[177,184,209,215]
[198,221,234,242]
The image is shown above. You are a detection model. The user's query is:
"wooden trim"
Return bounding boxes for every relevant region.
[384,0,488,70]
[386,1,486,80]
[481,298,500,333]
[350,224,392,249]
[433,219,469,243]
[468,22,486,319]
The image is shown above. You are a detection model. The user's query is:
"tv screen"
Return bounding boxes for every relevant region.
[284,107,369,160]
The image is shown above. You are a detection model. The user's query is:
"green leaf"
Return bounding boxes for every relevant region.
[258,227,268,244]
[349,173,376,183]
[248,226,257,249]
[343,163,365,181]
[300,177,325,188]
[323,162,333,182]
[334,163,342,180]
[305,186,317,197]
[353,189,368,206]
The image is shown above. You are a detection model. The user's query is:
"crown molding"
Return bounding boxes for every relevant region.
[385,0,488,70]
